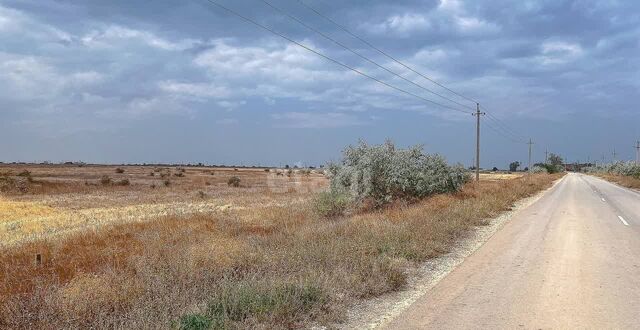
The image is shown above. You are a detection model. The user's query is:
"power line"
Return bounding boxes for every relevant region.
[203,0,472,114]
[483,120,527,144]
[484,113,527,143]
[484,111,527,142]
[295,0,478,105]
[260,0,474,112]
[298,0,529,148]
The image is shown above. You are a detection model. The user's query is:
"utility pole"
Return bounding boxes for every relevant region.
[473,103,485,182]
[613,149,618,162]
[528,139,534,174]
[635,140,640,164]
[545,149,549,164]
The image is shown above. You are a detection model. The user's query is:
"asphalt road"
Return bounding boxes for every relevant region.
[384,173,640,329]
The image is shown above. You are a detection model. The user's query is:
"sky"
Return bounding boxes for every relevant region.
[1,0,639,168]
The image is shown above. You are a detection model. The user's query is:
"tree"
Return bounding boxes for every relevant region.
[548,153,563,166]
[509,161,520,172]
[492,167,499,172]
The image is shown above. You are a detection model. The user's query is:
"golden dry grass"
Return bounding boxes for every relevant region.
[0,171,563,329]
[0,197,59,220]
[594,173,640,190]
[0,164,326,247]
[479,172,524,181]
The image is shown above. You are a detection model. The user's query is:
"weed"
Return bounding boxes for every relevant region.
[100,176,111,185]
[206,281,327,325]
[227,176,241,187]
[116,179,130,186]
[17,170,34,183]
[312,190,350,218]
[177,314,214,330]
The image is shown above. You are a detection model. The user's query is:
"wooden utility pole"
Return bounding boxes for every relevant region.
[473,103,485,182]
[528,139,534,174]
[635,140,640,164]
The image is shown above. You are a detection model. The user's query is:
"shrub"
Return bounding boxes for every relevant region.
[163,179,171,187]
[17,170,33,182]
[174,172,185,177]
[205,281,327,325]
[0,174,28,194]
[227,176,241,187]
[17,170,31,177]
[543,163,564,174]
[115,168,125,174]
[586,161,640,178]
[198,191,206,199]
[531,166,547,174]
[312,190,351,218]
[327,140,469,208]
[116,179,130,186]
[149,172,155,177]
[176,314,213,330]
[100,176,111,185]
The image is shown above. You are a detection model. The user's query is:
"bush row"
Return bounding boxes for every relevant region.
[585,161,640,178]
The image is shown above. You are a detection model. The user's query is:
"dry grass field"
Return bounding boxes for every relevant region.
[0,164,326,247]
[0,164,561,329]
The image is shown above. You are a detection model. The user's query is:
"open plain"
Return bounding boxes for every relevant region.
[0,164,327,247]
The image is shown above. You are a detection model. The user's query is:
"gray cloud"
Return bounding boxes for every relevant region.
[0,0,639,166]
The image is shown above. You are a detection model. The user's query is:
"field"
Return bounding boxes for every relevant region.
[0,164,326,247]
[0,164,561,329]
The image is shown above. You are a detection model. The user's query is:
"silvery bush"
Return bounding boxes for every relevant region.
[531,166,547,174]
[326,140,470,207]
[586,161,640,177]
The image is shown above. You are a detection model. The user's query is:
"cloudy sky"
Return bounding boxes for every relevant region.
[1,0,639,168]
